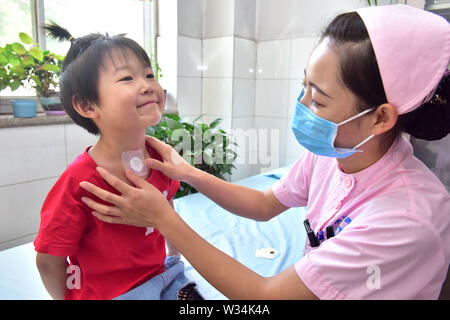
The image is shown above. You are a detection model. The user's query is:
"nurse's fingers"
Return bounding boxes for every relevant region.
[80,195,122,217]
[91,211,123,225]
[124,168,149,190]
[95,166,135,196]
[79,180,126,208]
[145,135,172,158]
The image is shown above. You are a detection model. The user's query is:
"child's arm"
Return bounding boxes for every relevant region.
[145,136,289,221]
[36,253,69,300]
[165,199,180,257]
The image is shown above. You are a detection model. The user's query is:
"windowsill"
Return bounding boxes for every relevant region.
[0,113,73,129]
[0,109,178,129]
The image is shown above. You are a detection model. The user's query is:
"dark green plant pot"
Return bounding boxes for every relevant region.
[40,95,65,115]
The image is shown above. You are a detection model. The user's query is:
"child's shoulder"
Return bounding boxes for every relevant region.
[57,146,99,188]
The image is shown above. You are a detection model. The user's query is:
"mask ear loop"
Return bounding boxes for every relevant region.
[336,107,376,151]
[337,107,375,126]
[352,134,375,150]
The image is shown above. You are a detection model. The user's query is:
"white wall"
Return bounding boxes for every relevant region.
[0,124,98,251]
[168,0,395,181]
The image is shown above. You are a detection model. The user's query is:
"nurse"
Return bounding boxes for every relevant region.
[79,5,450,299]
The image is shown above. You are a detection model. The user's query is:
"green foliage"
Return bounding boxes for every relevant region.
[0,32,64,96]
[367,0,378,6]
[146,114,238,198]
[148,41,162,81]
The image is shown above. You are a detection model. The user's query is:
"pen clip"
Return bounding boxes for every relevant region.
[303,219,320,247]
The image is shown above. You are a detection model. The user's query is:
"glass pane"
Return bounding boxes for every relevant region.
[45,0,145,56]
[0,0,33,46]
[0,0,34,96]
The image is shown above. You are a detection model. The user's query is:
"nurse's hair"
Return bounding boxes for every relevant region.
[321,12,450,141]
[43,23,152,135]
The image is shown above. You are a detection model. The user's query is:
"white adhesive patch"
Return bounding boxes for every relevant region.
[121,149,148,177]
[130,156,144,172]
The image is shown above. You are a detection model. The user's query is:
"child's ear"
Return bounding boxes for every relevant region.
[72,95,98,119]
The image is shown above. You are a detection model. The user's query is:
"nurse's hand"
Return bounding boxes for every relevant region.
[144,135,195,182]
[79,167,175,229]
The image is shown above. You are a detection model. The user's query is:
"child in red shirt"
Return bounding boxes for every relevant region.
[34,25,197,300]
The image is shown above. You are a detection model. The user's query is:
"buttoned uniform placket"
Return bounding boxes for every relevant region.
[316,174,356,233]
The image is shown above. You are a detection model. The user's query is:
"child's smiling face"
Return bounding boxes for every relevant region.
[93,48,165,134]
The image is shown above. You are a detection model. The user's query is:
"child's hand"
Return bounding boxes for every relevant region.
[145,135,196,182]
[80,167,176,229]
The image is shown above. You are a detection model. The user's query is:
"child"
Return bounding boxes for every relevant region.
[34,24,201,300]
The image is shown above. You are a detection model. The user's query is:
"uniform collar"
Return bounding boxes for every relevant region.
[334,135,412,192]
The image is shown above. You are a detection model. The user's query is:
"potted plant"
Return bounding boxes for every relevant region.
[146,114,238,198]
[0,32,64,117]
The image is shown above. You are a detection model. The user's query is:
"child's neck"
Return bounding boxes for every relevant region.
[88,130,151,182]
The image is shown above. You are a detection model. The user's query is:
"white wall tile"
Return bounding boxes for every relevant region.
[65,124,98,165]
[203,37,234,77]
[233,78,255,117]
[202,78,233,117]
[203,0,235,38]
[285,121,308,159]
[232,116,255,131]
[177,77,202,117]
[234,37,256,79]
[178,37,202,77]
[201,115,232,132]
[290,37,320,79]
[234,0,256,39]
[178,0,203,38]
[256,40,291,79]
[157,36,178,109]
[158,0,178,37]
[231,117,257,154]
[0,177,57,244]
[288,79,304,119]
[254,79,289,118]
[254,117,286,157]
[0,125,66,186]
[257,152,283,174]
[255,0,370,40]
[230,157,258,182]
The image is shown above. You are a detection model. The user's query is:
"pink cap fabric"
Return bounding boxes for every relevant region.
[356,4,450,115]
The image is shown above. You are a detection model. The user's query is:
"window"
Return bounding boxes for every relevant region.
[0,0,33,96]
[45,0,146,55]
[0,0,154,98]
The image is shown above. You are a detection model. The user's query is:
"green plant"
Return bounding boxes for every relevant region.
[367,0,378,5]
[149,51,163,81]
[146,114,238,198]
[0,32,64,97]
[148,40,162,81]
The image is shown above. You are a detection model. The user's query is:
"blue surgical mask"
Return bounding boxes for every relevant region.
[292,88,375,158]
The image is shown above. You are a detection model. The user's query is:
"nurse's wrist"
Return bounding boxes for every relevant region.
[156,206,179,235]
[182,165,203,185]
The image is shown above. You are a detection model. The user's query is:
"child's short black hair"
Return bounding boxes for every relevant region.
[45,24,151,135]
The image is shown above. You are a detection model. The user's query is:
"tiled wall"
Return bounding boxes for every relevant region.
[168,0,393,180]
[0,124,98,251]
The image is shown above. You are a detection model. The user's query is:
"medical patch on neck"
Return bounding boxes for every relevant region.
[121,149,148,177]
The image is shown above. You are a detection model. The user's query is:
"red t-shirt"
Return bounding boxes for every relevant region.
[34,143,180,300]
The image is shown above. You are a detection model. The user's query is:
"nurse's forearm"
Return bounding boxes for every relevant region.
[160,210,269,299]
[184,166,272,221]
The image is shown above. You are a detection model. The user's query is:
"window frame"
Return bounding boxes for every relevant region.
[0,0,156,112]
